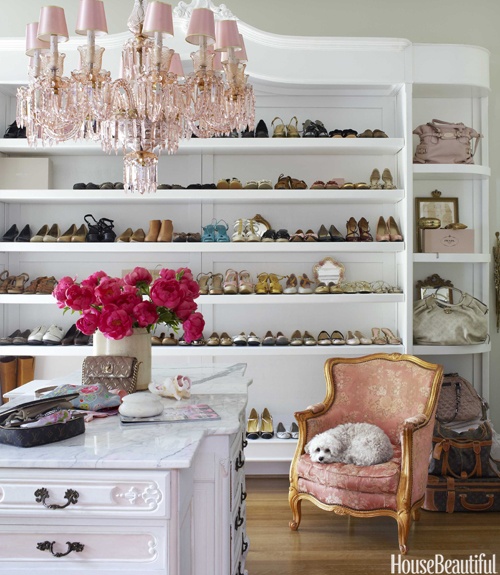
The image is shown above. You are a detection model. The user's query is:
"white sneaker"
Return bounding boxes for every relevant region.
[43,324,64,345]
[27,325,48,345]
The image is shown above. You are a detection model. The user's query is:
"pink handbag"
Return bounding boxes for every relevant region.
[413,119,482,164]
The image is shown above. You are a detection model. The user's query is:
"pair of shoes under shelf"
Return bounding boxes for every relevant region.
[246,407,274,440]
[276,422,299,439]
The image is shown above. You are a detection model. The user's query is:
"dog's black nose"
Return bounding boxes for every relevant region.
[318,456,323,461]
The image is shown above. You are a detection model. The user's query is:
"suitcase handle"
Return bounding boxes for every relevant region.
[459,493,494,511]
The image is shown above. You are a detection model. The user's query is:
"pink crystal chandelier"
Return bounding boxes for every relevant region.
[16,0,255,194]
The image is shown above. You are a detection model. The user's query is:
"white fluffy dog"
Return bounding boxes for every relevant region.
[305,422,394,466]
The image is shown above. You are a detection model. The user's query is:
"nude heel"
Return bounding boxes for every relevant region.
[381,327,402,344]
[376,216,391,242]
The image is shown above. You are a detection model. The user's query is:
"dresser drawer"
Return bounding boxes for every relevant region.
[0,469,170,519]
[0,523,168,572]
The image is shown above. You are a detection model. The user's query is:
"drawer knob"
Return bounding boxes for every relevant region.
[240,490,247,503]
[36,540,85,557]
[235,452,245,471]
[34,487,79,509]
[242,536,249,553]
[234,507,244,530]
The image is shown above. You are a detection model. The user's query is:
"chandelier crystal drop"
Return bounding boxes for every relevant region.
[16,0,255,194]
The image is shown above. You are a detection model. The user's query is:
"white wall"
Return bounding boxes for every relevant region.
[4,0,500,427]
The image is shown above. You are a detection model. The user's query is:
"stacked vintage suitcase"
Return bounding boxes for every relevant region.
[423,373,500,512]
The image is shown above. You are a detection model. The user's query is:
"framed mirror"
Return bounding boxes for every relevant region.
[415,274,454,303]
[312,257,345,286]
[415,190,459,252]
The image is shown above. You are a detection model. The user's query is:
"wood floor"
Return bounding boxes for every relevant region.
[245,476,500,575]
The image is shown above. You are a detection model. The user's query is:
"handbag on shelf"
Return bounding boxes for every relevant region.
[413,288,488,345]
[82,356,140,395]
[413,119,482,164]
[436,373,488,424]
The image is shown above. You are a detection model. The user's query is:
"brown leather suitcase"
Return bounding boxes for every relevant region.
[423,474,500,512]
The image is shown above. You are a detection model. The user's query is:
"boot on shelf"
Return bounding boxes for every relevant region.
[17,355,35,388]
[145,220,161,242]
[157,220,173,242]
[0,355,17,402]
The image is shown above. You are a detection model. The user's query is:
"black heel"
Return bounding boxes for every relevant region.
[84,214,101,242]
[99,218,116,242]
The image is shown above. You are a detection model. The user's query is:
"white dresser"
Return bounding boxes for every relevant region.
[0,364,251,575]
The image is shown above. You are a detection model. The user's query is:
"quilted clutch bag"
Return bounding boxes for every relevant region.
[82,356,140,394]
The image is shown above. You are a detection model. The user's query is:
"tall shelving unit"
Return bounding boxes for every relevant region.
[0,31,490,473]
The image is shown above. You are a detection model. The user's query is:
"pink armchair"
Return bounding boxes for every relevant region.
[289,353,443,554]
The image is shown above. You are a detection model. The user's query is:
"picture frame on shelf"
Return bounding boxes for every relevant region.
[415,274,454,303]
[415,190,459,252]
[312,257,345,286]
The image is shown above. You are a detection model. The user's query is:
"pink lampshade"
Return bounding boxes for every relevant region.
[169,53,184,77]
[37,6,69,42]
[25,22,50,56]
[185,8,216,45]
[237,34,248,61]
[214,20,241,52]
[143,1,174,37]
[75,0,108,36]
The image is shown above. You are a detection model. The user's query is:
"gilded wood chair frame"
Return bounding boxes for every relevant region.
[288,353,443,554]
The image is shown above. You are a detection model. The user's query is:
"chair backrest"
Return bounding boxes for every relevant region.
[319,354,442,444]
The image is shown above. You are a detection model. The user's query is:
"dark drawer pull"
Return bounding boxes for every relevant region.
[235,452,245,471]
[242,437,248,449]
[234,507,244,530]
[237,561,244,575]
[37,540,84,557]
[242,536,249,553]
[241,490,247,503]
[34,488,79,510]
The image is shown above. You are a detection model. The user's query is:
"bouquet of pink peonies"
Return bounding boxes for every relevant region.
[53,266,205,343]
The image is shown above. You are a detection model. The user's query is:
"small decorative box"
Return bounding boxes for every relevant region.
[422,229,474,253]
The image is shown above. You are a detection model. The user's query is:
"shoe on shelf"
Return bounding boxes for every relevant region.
[71,224,87,242]
[303,331,317,345]
[145,219,161,242]
[197,272,212,295]
[24,276,44,295]
[246,219,262,242]
[358,217,373,242]
[61,324,78,346]
[317,330,332,345]
[318,224,330,241]
[274,173,291,189]
[271,116,286,138]
[303,229,318,242]
[233,332,248,346]
[286,116,300,138]
[74,330,90,345]
[358,129,373,138]
[284,274,298,294]
[209,273,224,295]
[290,422,299,439]
[42,324,64,345]
[12,329,31,345]
[261,229,277,242]
[276,422,292,439]
[298,274,313,294]
[247,332,261,346]
[275,229,290,242]
[223,269,238,294]
[269,273,284,294]
[262,331,276,346]
[371,327,387,345]
[231,219,246,242]
[329,224,345,242]
[381,327,402,344]
[219,332,233,346]
[130,228,145,242]
[370,168,382,189]
[355,330,372,345]
[27,325,48,345]
[206,332,220,346]
[2,224,18,242]
[314,282,329,294]
[302,119,318,138]
[217,178,230,189]
[162,333,178,345]
[42,223,60,242]
[276,331,290,346]
[116,227,133,242]
[387,216,403,241]
[254,119,269,138]
[346,330,360,345]
[7,273,29,294]
[238,270,253,294]
[329,129,344,138]
[331,330,346,345]
[246,408,260,440]
[36,276,58,295]
[258,179,273,189]
[202,220,217,242]
[157,220,173,242]
[260,408,274,439]
[229,178,242,189]
[382,168,396,189]
[243,180,258,189]
[290,330,303,346]
[0,329,22,345]
[255,272,269,294]
[345,217,359,242]
[342,129,358,138]
[376,216,391,242]
[16,224,32,242]
[151,332,164,346]
[373,129,389,138]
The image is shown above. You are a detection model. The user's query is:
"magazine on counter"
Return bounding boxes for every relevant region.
[119,403,220,425]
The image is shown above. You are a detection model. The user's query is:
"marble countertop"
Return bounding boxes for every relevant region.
[0,364,251,471]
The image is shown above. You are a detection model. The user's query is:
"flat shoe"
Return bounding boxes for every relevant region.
[276,422,292,439]
[0,329,22,345]
[331,330,346,345]
[233,332,248,346]
[303,331,316,346]
[262,331,276,346]
[247,332,262,346]
[12,329,32,345]
[219,332,233,346]
[42,324,64,345]
[27,325,48,345]
[276,331,289,346]
[290,330,303,346]
[317,330,331,345]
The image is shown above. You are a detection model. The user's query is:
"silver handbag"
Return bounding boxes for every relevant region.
[413,289,488,345]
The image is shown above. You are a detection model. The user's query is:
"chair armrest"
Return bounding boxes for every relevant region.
[304,402,326,414]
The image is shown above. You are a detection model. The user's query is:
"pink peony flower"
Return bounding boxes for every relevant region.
[76,308,100,335]
[81,270,108,289]
[176,267,194,283]
[52,275,75,304]
[179,279,200,300]
[123,267,153,287]
[150,278,183,310]
[159,268,176,281]
[95,277,123,305]
[174,298,197,321]
[98,304,134,340]
[115,291,143,314]
[65,284,95,311]
[133,301,159,327]
[182,311,205,343]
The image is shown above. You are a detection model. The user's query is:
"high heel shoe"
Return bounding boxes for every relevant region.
[7,272,29,294]
[345,217,359,242]
[358,217,373,242]
[381,327,402,344]
[329,224,345,242]
[387,216,403,241]
[382,168,397,189]
[209,273,224,295]
[246,408,260,440]
[284,274,298,294]
[269,273,284,294]
[238,270,253,294]
[202,220,217,242]
[271,117,286,138]
[260,408,274,439]
[223,269,238,294]
[215,220,230,242]
[197,272,212,295]
[286,116,300,138]
[371,327,387,345]
[255,273,269,294]
[376,216,391,242]
[231,219,246,242]
[298,274,313,294]
[370,168,382,189]
[2,224,18,242]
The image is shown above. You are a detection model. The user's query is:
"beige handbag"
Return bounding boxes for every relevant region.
[413,289,488,345]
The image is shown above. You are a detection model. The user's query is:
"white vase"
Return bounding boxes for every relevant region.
[93,328,152,391]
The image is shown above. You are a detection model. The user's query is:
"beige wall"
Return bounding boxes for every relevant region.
[6,0,500,426]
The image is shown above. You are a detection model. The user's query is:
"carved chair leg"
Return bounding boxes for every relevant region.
[288,488,302,531]
[411,506,421,521]
[396,511,411,555]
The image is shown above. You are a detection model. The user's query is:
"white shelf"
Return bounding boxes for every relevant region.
[413,164,490,180]
[413,343,491,355]
[413,253,491,263]
[0,189,405,205]
[244,438,298,462]
[0,137,405,157]
[0,242,405,254]
[0,344,404,357]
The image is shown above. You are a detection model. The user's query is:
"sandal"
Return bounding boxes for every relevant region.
[370,168,382,189]
[24,276,46,295]
[36,276,57,294]
[298,274,313,294]
[371,327,387,345]
[238,270,253,294]
[315,120,329,137]
[255,273,269,294]
[7,272,30,294]
[209,273,224,295]
[269,273,284,294]
[98,218,116,242]
[346,217,359,242]
[310,181,325,189]
[286,116,300,138]
[84,214,101,242]
[202,220,217,242]
[0,270,11,294]
[284,274,298,294]
[231,219,246,242]
[197,272,212,295]
[302,119,318,138]
[223,269,239,295]
[290,178,308,189]
[274,174,291,190]
[215,220,230,242]
[382,168,397,189]
[382,327,402,345]
[358,217,373,242]
[355,281,372,294]
[303,229,318,242]
[245,219,261,242]
[271,117,286,138]
[275,229,290,242]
